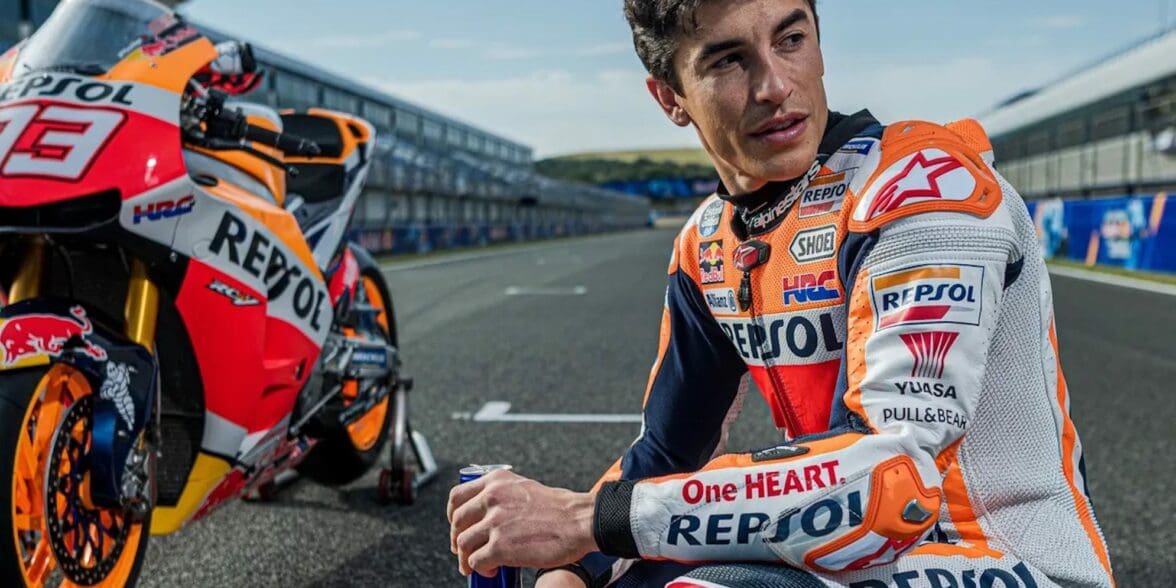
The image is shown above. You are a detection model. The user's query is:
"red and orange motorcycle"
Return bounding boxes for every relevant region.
[0,0,433,585]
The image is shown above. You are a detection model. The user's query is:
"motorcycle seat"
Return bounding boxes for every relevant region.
[280,113,348,205]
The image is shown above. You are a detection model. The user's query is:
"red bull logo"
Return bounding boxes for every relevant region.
[699,241,725,285]
[0,306,107,367]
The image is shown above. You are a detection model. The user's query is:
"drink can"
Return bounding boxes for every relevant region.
[459,465,521,588]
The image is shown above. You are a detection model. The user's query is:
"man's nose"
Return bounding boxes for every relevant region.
[752,56,793,105]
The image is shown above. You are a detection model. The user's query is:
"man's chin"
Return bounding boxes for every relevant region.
[740,144,820,183]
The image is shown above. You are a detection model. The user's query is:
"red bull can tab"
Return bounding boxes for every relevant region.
[458,465,521,588]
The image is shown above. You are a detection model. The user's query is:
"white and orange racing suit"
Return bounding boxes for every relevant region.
[561,111,1115,588]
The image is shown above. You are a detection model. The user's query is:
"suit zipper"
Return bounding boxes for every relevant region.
[740,263,803,437]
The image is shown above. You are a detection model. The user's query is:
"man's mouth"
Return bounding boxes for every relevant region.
[749,114,809,145]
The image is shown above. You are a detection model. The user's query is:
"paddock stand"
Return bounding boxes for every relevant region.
[377,377,439,504]
[244,376,438,503]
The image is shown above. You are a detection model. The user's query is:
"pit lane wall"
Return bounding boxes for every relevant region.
[350,220,642,256]
[1025,192,1174,272]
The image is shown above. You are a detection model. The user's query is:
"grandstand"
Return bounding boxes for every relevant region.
[0,0,650,253]
[981,27,1176,199]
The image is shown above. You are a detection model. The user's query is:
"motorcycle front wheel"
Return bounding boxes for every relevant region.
[0,364,151,587]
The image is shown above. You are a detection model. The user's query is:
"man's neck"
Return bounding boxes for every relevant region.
[715,110,848,211]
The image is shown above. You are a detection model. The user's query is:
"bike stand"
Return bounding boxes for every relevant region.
[377,377,439,504]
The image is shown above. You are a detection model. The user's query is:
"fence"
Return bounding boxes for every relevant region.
[1025,193,1173,272]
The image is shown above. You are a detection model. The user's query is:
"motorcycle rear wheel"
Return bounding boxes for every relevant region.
[0,364,150,587]
[298,268,397,486]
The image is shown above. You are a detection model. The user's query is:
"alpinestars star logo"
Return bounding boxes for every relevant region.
[900,331,959,379]
[866,152,965,219]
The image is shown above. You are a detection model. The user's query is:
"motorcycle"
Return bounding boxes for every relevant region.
[0,0,432,585]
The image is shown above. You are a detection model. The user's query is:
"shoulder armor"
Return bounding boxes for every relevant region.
[848,119,1002,234]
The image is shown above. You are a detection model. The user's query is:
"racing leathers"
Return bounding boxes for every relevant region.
[573,111,1115,587]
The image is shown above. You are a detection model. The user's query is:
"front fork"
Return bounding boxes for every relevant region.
[7,236,162,516]
[7,235,160,349]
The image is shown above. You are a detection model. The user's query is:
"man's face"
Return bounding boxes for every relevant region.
[654,0,827,191]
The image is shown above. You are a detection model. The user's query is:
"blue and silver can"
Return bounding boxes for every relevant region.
[459,465,521,588]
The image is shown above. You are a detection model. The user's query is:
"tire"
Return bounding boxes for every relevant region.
[298,268,398,486]
[0,365,151,587]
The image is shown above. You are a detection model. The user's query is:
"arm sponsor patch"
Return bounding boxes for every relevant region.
[868,263,985,332]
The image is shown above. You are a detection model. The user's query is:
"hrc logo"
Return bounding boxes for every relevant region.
[783,271,840,306]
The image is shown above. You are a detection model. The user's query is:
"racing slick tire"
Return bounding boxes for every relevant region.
[0,365,151,587]
[298,267,398,486]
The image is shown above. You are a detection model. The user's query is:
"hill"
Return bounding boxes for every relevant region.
[536,147,714,185]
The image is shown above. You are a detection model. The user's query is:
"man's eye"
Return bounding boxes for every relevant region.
[779,33,805,49]
[713,54,741,69]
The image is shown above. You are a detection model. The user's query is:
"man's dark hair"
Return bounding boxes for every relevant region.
[623,0,818,94]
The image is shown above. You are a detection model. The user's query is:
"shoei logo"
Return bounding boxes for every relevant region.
[789,225,837,264]
[870,264,984,331]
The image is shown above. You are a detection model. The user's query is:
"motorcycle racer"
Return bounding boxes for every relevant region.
[447,1,1115,587]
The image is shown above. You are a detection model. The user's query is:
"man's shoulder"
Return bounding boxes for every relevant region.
[667,195,730,278]
[844,118,1004,234]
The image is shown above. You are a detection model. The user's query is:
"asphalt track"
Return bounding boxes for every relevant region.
[140,228,1175,587]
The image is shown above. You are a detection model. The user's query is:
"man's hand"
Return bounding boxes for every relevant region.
[447,469,598,577]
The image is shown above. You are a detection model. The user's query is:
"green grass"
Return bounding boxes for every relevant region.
[1047,257,1176,286]
[551,147,712,167]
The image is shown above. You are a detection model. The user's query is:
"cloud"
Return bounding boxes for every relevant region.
[370,69,696,158]
[430,38,474,50]
[577,42,632,57]
[309,30,421,49]
[1034,15,1086,29]
[483,45,541,61]
[823,54,1066,124]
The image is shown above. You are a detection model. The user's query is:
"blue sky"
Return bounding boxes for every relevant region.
[180,1,1174,158]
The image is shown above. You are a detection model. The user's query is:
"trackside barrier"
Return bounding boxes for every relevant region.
[1025,193,1174,272]
[351,221,646,256]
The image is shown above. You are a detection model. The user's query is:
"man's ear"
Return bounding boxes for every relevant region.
[646,77,692,127]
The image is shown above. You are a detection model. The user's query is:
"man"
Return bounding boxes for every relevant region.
[448,1,1116,586]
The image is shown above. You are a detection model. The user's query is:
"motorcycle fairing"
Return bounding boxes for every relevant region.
[0,299,158,509]
[0,75,186,208]
[282,109,373,269]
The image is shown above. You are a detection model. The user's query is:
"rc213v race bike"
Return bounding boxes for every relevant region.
[0,0,435,585]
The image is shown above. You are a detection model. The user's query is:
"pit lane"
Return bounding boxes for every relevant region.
[141,228,1174,586]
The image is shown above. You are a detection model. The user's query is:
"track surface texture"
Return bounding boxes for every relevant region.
[141,228,1173,586]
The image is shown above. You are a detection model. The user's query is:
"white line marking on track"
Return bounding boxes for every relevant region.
[1048,265,1176,297]
[504,286,587,296]
[452,401,642,423]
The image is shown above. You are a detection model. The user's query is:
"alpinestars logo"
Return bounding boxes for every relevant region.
[743,161,821,233]
[865,151,966,220]
[900,331,959,378]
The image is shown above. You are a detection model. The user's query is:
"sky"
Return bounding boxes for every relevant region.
[179,1,1176,158]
